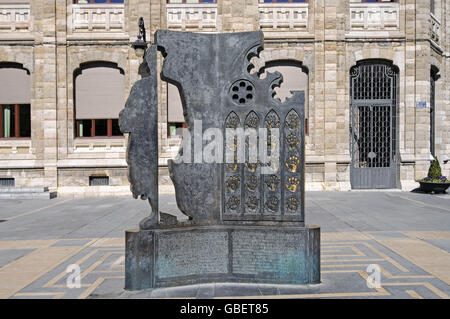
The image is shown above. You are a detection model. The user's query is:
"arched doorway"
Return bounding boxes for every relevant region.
[350,60,399,189]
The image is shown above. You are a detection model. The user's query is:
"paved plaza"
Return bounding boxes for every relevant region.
[0,191,449,299]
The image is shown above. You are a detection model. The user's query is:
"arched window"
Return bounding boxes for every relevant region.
[263,60,309,134]
[74,61,125,138]
[0,62,31,138]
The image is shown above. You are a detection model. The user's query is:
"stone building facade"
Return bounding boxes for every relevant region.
[0,0,448,195]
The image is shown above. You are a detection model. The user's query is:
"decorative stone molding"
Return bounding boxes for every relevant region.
[69,50,128,75]
[0,4,31,31]
[0,47,34,73]
[166,3,217,30]
[258,3,308,30]
[248,48,313,75]
[72,3,124,32]
[0,139,33,156]
[351,48,400,69]
[73,138,125,153]
[429,13,440,45]
[350,3,399,30]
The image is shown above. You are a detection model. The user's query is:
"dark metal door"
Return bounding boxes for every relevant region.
[350,61,399,189]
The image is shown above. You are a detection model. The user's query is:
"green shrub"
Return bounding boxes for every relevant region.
[421,157,447,183]
[427,156,442,178]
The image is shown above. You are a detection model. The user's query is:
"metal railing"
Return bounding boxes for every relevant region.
[72,3,125,32]
[0,4,31,31]
[166,3,217,30]
[259,3,308,30]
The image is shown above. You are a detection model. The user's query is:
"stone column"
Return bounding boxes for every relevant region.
[442,0,450,177]
[402,0,417,178]
[34,0,58,189]
[56,0,67,174]
[313,0,325,187]
[323,0,339,190]
[414,0,432,180]
[335,1,350,190]
[220,0,259,32]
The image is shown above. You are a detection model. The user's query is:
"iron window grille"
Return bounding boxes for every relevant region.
[89,176,110,186]
[0,178,15,188]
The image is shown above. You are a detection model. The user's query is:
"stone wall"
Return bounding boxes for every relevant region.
[0,0,448,195]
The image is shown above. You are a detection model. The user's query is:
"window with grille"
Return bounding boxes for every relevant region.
[0,178,15,187]
[89,176,110,186]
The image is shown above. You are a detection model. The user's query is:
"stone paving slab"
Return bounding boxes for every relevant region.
[0,249,35,268]
[0,191,449,299]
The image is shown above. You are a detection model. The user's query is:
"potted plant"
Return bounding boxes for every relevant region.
[418,157,450,194]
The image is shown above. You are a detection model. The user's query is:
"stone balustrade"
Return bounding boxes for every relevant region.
[72,3,124,32]
[350,3,399,30]
[0,4,31,31]
[259,3,308,30]
[166,3,217,30]
[429,13,440,44]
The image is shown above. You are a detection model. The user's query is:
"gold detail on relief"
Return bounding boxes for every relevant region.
[285,155,300,173]
[286,197,300,212]
[245,115,259,129]
[245,161,259,173]
[286,134,300,151]
[245,195,259,212]
[265,175,280,191]
[286,113,300,130]
[226,155,239,171]
[265,113,280,129]
[225,196,240,210]
[245,175,258,192]
[286,176,300,193]
[226,114,240,129]
[226,175,240,192]
[265,196,280,213]
[226,163,238,171]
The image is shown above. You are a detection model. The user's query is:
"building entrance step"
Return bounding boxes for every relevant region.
[0,187,57,199]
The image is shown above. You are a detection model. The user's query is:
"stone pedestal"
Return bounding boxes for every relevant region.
[125,225,320,290]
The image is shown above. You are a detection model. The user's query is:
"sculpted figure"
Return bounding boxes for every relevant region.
[119,45,159,229]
